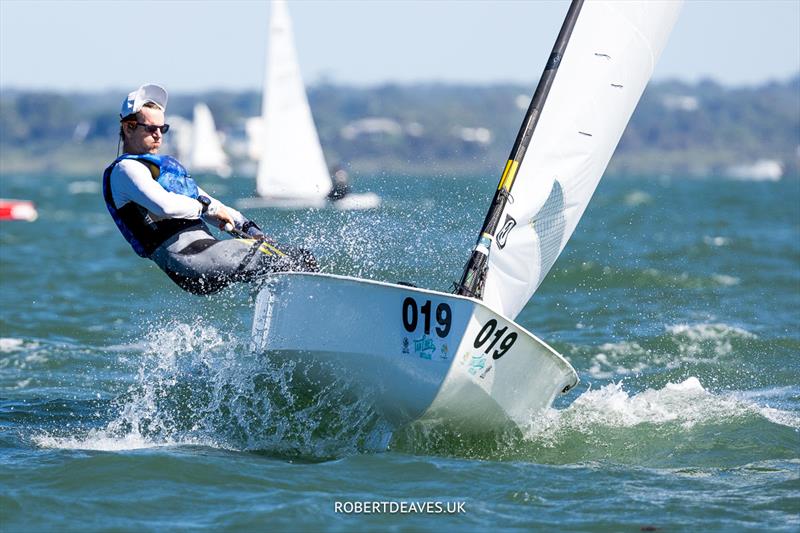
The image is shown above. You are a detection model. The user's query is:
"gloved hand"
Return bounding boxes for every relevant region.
[242,220,266,241]
[246,227,266,240]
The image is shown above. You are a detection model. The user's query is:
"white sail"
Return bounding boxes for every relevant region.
[482,0,682,319]
[257,0,331,199]
[189,102,231,177]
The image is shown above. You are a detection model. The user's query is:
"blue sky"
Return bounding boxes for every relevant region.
[1,0,798,92]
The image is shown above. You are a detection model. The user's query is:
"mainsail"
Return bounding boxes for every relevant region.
[257,0,331,199]
[472,0,682,319]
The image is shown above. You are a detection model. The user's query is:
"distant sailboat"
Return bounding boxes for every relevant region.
[239,0,380,210]
[170,103,231,178]
[188,103,232,178]
[725,159,783,181]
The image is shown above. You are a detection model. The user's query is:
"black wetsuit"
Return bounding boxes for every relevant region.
[149,226,318,295]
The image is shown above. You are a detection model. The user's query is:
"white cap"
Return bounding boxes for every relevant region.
[120,83,168,118]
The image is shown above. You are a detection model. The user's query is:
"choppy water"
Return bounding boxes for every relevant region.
[1,171,798,531]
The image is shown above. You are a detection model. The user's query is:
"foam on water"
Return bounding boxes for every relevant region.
[703,235,731,247]
[390,375,799,464]
[623,190,652,206]
[34,431,194,452]
[666,322,756,358]
[587,341,650,379]
[0,338,26,352]
[35,318,391,459]
[584,322,758,379]
[666,322,756,341]
[711,273,740,286]
[521,377,800,456]
[0,339,48,370]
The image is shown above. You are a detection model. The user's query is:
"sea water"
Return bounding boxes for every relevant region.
[1,172,798,531]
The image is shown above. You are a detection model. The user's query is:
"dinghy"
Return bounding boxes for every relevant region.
[251,0,682,430]
[239,0,380,210]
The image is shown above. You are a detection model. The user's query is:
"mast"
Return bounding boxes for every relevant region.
[455,0,585,298]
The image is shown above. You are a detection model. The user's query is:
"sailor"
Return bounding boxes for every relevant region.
[327,165,352,201]
[103,83,318,295]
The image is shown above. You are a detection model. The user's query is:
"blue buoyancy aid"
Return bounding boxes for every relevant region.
[102,154,204,257]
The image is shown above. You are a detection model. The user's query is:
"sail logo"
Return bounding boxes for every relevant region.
[496,215,516,249]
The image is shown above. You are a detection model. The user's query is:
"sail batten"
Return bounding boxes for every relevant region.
[480,0,682,319]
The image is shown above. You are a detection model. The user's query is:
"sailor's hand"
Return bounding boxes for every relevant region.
[209,206,236,230]
[198,195,234,230]
[238,219,266,240]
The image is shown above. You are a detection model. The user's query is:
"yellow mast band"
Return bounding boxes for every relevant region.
[497,160,520,191]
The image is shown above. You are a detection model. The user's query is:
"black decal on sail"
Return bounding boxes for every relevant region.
[496,215,517,249]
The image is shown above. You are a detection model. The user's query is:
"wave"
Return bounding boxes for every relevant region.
[586,341,650,379]
[34,318,391,460]
[526,377,799,436]
[546,261,743,291]
[30,320,796,466]
[0,338,27,353]
[0,338,48,370]
[665,322,756,357]
[577,322,760,380]
[392,377,799,465]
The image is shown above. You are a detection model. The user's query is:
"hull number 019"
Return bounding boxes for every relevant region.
[474,319,517,359]
[402,297,451,338]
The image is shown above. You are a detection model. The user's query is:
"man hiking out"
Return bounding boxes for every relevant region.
[102,83,318,295]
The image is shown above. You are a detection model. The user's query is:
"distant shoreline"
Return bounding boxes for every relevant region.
[2,76,798,179]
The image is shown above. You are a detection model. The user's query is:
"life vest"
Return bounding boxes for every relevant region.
[102,154,203,257]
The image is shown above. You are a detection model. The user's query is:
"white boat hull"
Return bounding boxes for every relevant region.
[251,273,578,430]
[237,195,329,210]
[237,192,381,211]
[332,192,381,211]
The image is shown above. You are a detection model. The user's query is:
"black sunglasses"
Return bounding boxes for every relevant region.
[135,122,170,134]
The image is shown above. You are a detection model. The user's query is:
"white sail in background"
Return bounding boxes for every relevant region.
[190,102,231,177]
[482,0,682,319]
[257,0,331,199]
